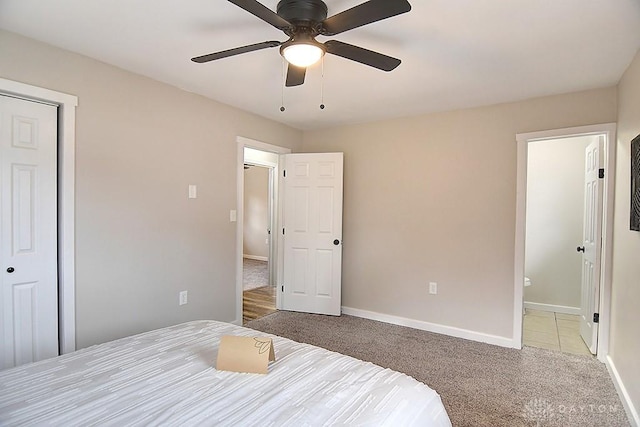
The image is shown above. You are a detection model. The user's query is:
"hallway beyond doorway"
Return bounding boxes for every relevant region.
[242,257,276,324]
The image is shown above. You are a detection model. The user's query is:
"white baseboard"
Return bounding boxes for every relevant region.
[243,254,268,262]
[524,301,581,315]
[605,355,639,426]
[341,306,516,349]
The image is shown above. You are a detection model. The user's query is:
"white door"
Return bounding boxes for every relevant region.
[0,95,58,369]
[282,153,343,315]
[579,136,604,354]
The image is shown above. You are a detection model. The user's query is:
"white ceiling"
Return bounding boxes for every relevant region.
[1,0,639,130]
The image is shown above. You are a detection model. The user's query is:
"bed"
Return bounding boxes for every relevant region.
[0,320,451,426]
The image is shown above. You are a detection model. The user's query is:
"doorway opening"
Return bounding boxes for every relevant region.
[235,137,290,325]
[514,124,616,362]
[523,135,598,355]
[242,161,276,323]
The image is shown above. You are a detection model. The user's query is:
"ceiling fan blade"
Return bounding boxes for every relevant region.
[191,41,281,63]
[285,64,306,87]
[324,40,401,71]
[321,0,411,36]
[227,0,292,31]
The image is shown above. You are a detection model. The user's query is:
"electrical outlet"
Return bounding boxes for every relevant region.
[429,282,437,295]
[179,290,188,305]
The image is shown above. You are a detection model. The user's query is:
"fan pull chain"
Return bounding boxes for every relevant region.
[320,56,325,110]
[280,58,286,112]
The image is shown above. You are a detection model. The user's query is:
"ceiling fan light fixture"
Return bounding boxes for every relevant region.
[193,0,412,87]
[282,42,325,68]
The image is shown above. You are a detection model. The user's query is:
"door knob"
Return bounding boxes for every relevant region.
[333,239,340,246]
[576,246,585,253]
[6,267,14,273]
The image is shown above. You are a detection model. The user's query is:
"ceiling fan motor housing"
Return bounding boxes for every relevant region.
[277,0,328,27]
[192,0,411,85]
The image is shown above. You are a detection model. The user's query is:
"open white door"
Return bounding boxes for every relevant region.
[0,95,59,368]
[281,153,343,316]
[579,136,604,354]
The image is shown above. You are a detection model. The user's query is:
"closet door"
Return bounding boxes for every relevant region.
[0,95,58,369]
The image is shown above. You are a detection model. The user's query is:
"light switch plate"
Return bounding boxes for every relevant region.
[429,282,437,295]
[188,185,197,199]
[230,210,237,222]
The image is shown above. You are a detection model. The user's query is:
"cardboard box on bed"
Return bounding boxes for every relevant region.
[216,335,276,374]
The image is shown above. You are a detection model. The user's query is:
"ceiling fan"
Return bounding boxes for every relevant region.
[191,0,412,87]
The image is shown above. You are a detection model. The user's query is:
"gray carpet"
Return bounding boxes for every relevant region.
[242,258,269,291]
[246,311,629,427]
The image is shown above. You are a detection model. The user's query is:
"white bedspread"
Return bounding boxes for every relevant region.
[0,320,451,426]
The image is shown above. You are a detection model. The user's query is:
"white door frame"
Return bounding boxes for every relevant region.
[514,123,616,361]
[0,78,77,354]
[235,136,291,325]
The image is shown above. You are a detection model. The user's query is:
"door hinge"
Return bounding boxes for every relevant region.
[598,168,604,179]
[283,169,286,177]
[282,228,285,235]
[593,313,599,323]
[281,285,284,292]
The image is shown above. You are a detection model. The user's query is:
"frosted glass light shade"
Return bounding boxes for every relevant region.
[282,43,324,67]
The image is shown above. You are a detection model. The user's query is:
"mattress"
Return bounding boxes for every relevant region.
[0,320,451,426]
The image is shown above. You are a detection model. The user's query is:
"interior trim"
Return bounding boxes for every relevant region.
[235,136,291,325]
[605,355,640,426]
[523,302,581,316]
[515,123,617,361]
[342,306,516,349]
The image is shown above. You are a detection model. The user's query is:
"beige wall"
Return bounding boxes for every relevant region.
[524,136,594,309]
[243,166,270,259]
[611,48,640,418]
[0,30,302,348]
[302,88,617,338]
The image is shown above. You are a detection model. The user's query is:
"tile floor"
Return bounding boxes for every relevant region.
[523,308,592,355]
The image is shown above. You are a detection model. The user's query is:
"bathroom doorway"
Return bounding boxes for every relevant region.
[514,124,616,361]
